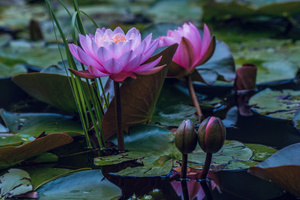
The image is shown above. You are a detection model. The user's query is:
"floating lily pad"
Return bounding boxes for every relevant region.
[36,170,121,200]
[248,142,300,197]
[95,124,175,177]
[0,133,73,169]
[96,124,277,176]
[0,169,33,199]
[0,43,65,69]
[146,1,202,24]
[25,168,90,190]
[0,109,84,141]
[0,134,23,147]
[12,73,92,113]
[152,104,197,127]
[249,88,300,120]
[197,41,236,84]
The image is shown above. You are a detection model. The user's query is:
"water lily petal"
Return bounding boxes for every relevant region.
[79,34,96,59]
[133,56,162,73]
[175,37,194,70]
[200,24,211,58]
[88,65,110,77]
[97,47,113,64]
[123,54,143,72]
[113,27,125,35]
[142,40,159,63]
[103,58,123,74]
[68,44,82,63]
[135,65,165,75]
[69,68,98,79]
[76,47,104,70]
[118,50,136,67]
[107,42,123,59]
[110,72,137,82]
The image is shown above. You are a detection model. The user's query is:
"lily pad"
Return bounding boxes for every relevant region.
[0,63,27,78]
[0,133,73,169]
[0,109,84,141]
[96,124,277,176]
[25,168,91,190]
[152,104,197,127]
[196,41,236,84]
[36,170,121,200]
[0,134,23,147]
[0,43,65,69]
[12,73,91,113]
[146,1,202,24]
[95,124,176,177]
[0,169,33,199]
[249,88,300,120]
[248,142,300,197]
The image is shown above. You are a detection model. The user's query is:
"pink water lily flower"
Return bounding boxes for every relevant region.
[68,27,164,82]
[159,23,215,77]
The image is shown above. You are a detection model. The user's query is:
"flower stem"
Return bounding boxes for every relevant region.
[200,153,212,180]
[181,153,188,179]
[186,74,203,122]
[181,179,189,200]
[181,153,189,200]
[199,180,213,200]
[114,81,124,152]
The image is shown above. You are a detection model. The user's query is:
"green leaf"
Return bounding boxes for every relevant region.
[95,124,176,177]
[0,43,65,69]
[152,104,197,127]
[0,63,27,78]
[0,109,84,141]
[25,168,90,190]
[0,133,73,169]
[36,170,121,200]
[146,1,202,24]
[249,88,300,119]
[196,41,236,84]
[12,73,92,113]
[248,142,300,197]
[0,134,23,147]
[96,124,277,176]
[0,169,32,199]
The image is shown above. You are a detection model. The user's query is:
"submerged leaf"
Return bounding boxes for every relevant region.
[0,169,33,199]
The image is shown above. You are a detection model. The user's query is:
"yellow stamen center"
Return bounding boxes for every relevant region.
[111,33,126,44]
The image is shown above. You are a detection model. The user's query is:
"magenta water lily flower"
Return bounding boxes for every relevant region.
[159,22,215,77]
[68,27,164,82]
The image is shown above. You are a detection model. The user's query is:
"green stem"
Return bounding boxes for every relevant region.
[114,81,124,152]
[200,153,212,180]
[186,74,203,122]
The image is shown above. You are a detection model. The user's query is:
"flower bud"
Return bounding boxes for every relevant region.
[175,119,197,154]
[198,117,226,153]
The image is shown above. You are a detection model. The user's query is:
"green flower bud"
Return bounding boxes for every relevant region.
[175,119,197,154]
[198,116,226,153]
